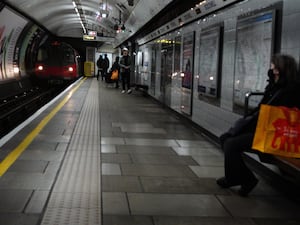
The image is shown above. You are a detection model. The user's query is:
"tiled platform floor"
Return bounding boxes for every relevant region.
[97,79,300,225]
[0,78,299,225]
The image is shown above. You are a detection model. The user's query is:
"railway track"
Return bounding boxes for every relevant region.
[0,82,70,138]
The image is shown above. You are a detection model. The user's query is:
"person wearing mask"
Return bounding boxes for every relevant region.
[119,47,132,94]
[217,54,300,196]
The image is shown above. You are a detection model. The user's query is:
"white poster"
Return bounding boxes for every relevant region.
[234,12,273,107]
[198,27,220,98]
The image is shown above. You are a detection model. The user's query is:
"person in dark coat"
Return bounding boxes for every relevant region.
[103,54,110,81]
[217,54,300,196]
[96,55,103,80]
[119,47,132,94]
[109,56,120,88]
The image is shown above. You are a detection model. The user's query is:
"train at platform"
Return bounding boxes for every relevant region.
[34,40,81,81]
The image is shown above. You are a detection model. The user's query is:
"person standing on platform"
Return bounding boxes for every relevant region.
[103,54,110,81]
[217,54,300,197]
[96,55,103,80]
[119,47,132,94]
[109,56,120,88]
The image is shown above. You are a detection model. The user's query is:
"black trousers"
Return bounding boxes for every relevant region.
[97,69,103,80]
[102,69,108,80]
[121,71,130,90]
[223,133,257,185]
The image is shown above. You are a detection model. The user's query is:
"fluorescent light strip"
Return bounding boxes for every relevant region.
[72,1,86,34]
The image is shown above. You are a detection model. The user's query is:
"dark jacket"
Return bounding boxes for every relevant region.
[119,55,131,73]
[244,81,300,133]
[103,57,109,70]
[97,57,103,69]
[110,61,120,73]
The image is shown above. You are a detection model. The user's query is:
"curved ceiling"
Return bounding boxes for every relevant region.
[4,0,173,46]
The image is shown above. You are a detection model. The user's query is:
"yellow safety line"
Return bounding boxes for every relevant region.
[0,77,87,176]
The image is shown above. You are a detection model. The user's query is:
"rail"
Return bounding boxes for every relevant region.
[0,84,67,138]
[244,91,264,115]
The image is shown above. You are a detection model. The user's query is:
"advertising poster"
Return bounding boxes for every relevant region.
[181,32,194,115]
[0,7,28,80]
[160,41,173,107]
[234,12,273,108]
[198,27,220,98]
[17,24,46,77]
[181,33,194,89]
[150,43,157,95]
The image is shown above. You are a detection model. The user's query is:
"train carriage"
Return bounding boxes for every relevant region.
[35,41,81,81]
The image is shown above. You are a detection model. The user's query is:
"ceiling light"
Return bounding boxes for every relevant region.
[100,9,109,18]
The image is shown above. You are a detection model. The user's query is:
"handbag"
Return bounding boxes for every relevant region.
[111,70,118,80]
[252,104,300,158]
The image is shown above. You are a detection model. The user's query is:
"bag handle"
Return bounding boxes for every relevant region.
[244,89,282,118]
[265,89,283,105]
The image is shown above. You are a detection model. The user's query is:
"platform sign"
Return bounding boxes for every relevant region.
[83,35,96,41]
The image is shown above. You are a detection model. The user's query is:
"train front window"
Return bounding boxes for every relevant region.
[37,48,48,61]
[63,49,75,65]
[39,45,74,66]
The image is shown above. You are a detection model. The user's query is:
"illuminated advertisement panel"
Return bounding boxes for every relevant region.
[18,24,46,77]
[0,7,28,80]
[234,11,274,109]
[181,31,194,115]
[198,26,221,98]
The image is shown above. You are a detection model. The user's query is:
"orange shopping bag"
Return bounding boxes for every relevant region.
[111,70,119,80]
[252,104,300,158]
